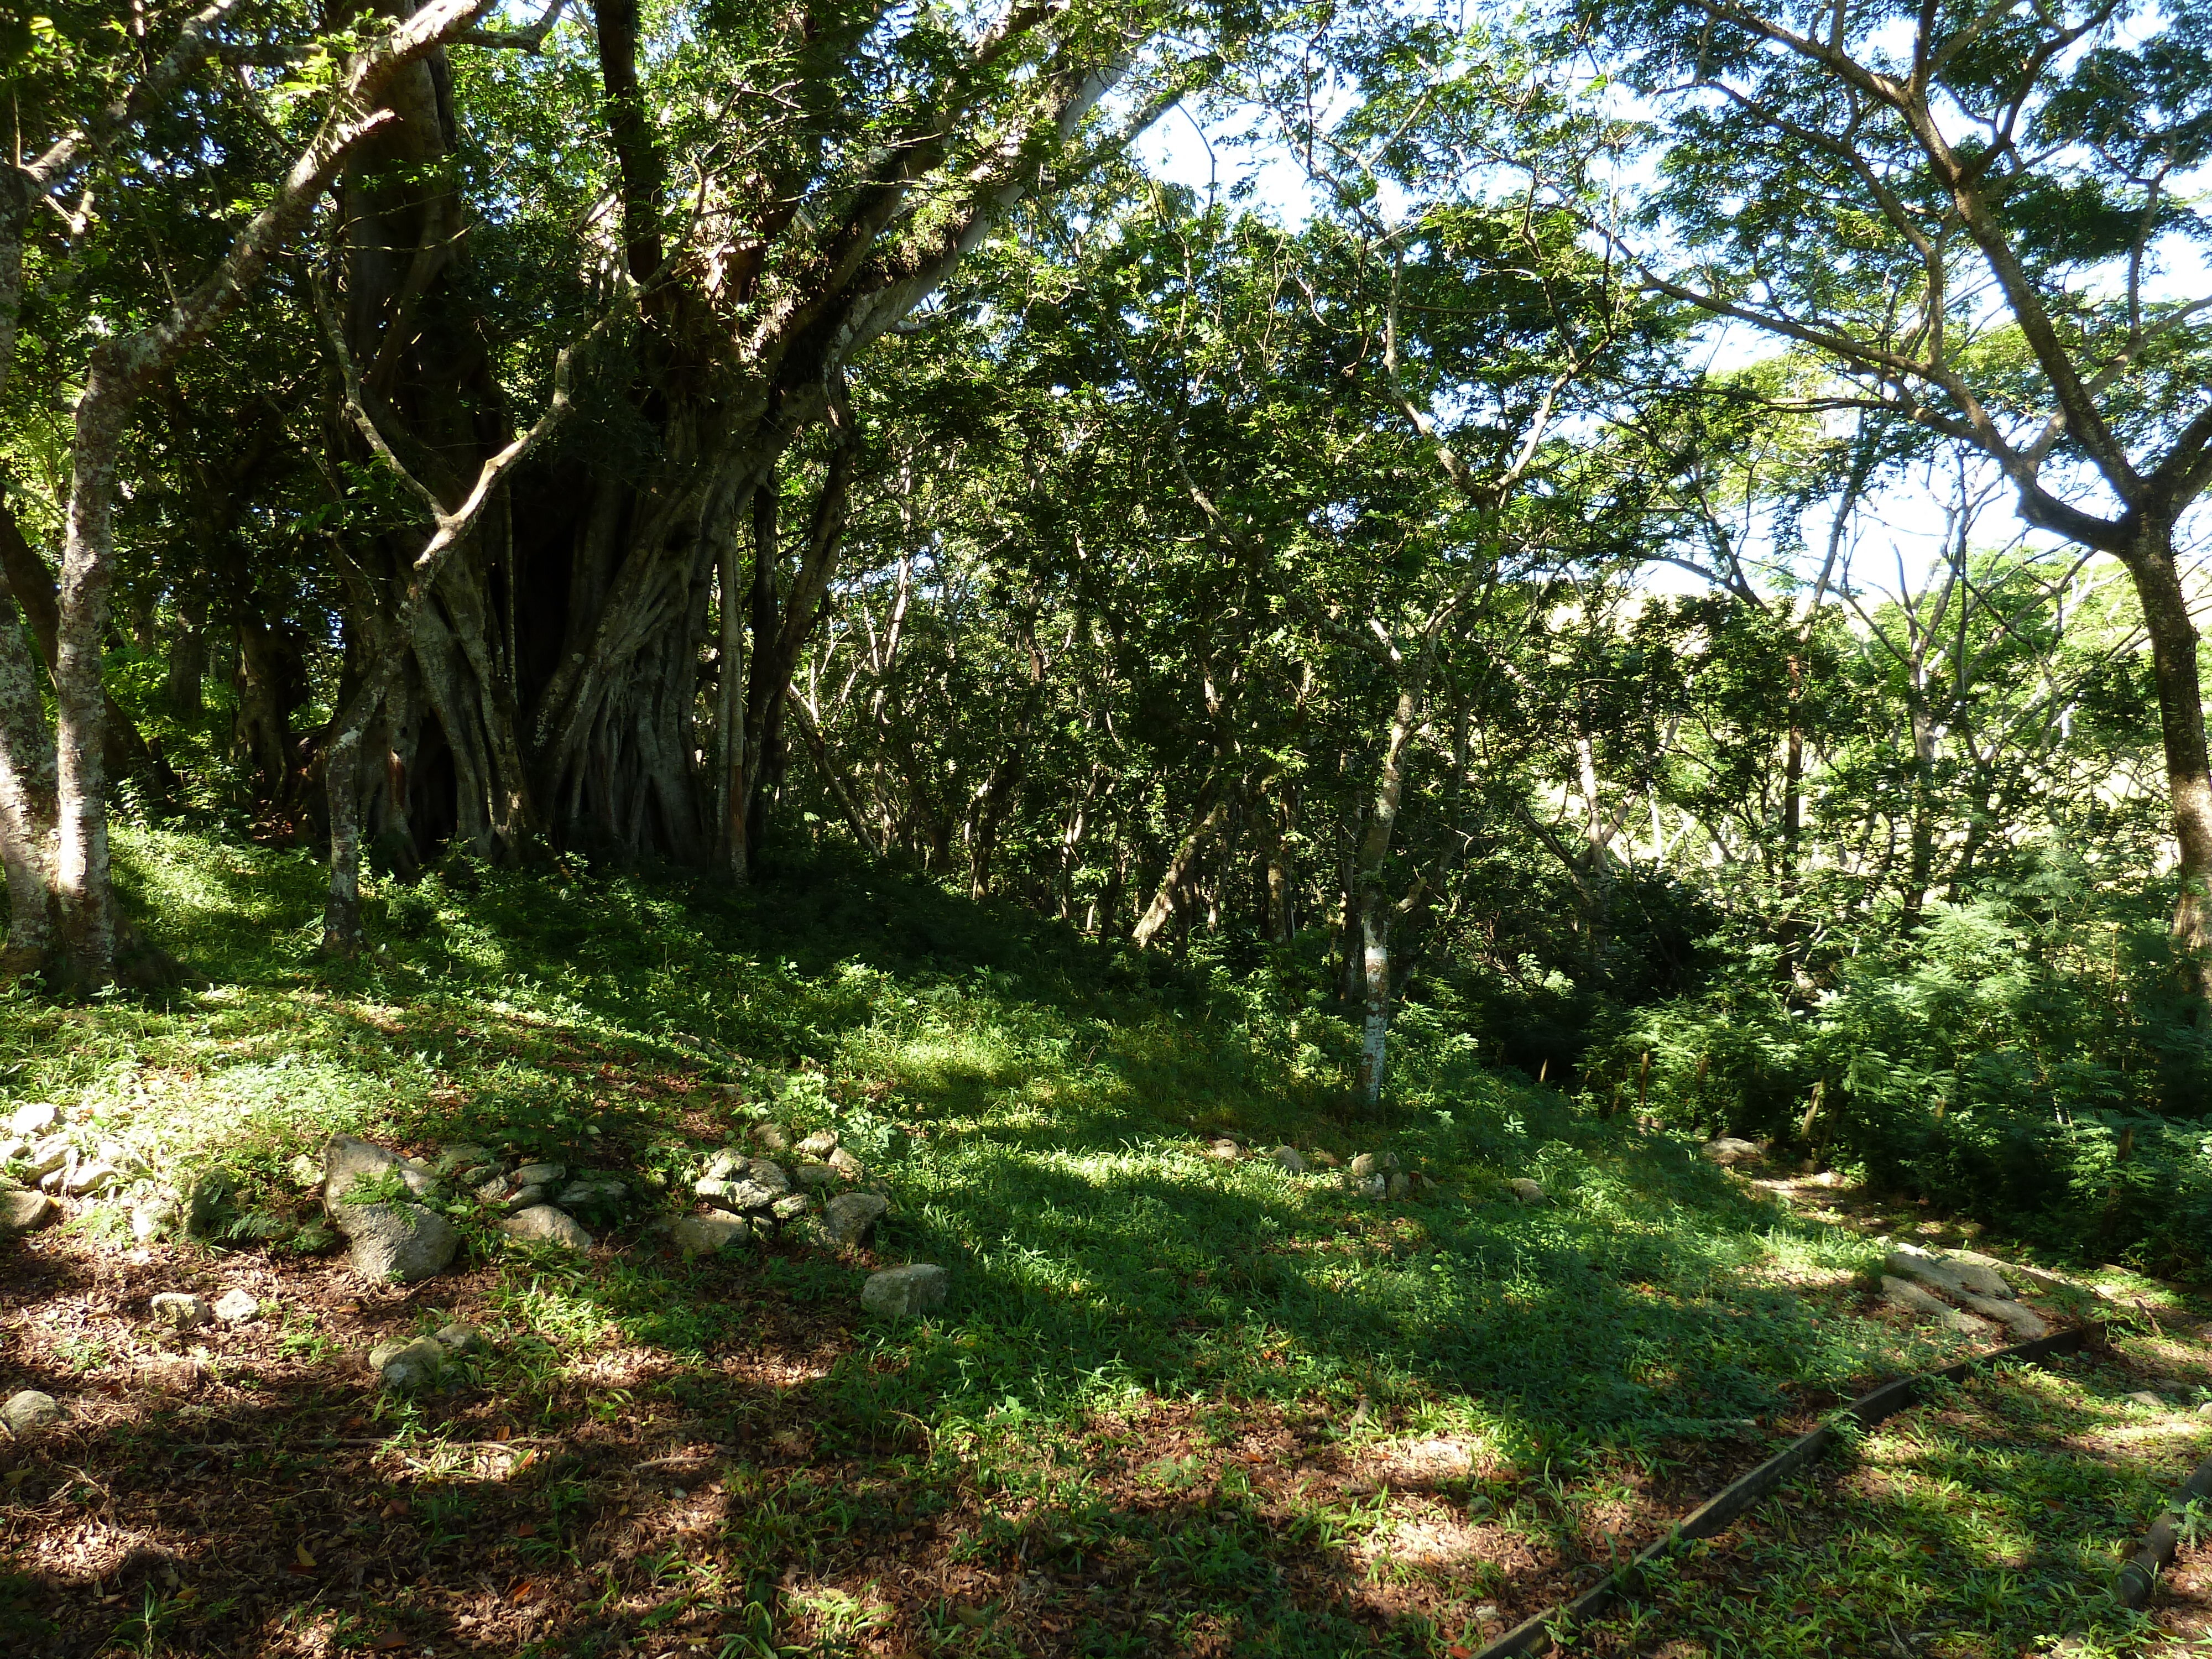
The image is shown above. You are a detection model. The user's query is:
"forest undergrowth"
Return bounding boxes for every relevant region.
[0,831,2208,1658]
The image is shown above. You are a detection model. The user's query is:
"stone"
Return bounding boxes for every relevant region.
[1888,1244,2012,1301]
[2124,1390,2165,1409]
[797,1130,839,1159]
[64,1161,118,1197]
[498,1205,592,1250]
[434,1321,483,1354]
[1409,1172,1438,1196]
[368,1337,447,1390]
[828,1147,866,1181]
[2,1389,61,1436]
[25,1136,69,1178]
[504,1184,548,1212]
[862,1263,948,1317]
[0,1188,55,1233]
[1508,1178,1546,1204]
[557,1178,627,1207]
[476,1176,509,1204]
[150,1292,208,1329]
[181,1171,231,1240]
[1268,1145,1308,1175]
[671,1212,752,1257]
[1385,1172,1411,1199]
[707,1159,790,1213]
[792,1160,836,1190]
[770,1193,811,1222]
[434,1144,494,1177]
[1349,1152,1400,1180]
[332,1201,458,1283]
[131,1199,179,1243]
[0,1138,22,1168]
[323,1135,442,1207]
[1881,1275,1993,1337]
[8,1102,56,1137]
[2197,1402,2212,1417]
[703,1150,743,1181]
[1207,1138,1242,1162]
[1700,1137,1764,1166]
[213,1289,261,1323]
[818,1191,889,1247]
[1311,1150,1341,1169]
[752,1123,792,1154]
[512,1161,566,1188]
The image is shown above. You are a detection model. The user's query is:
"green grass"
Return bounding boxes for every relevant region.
[0,827,2201,1657]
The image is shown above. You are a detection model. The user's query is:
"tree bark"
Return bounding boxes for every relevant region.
[2126,525,2212,1008]
[1355,686,1421,1106]
[1132,780,1233,948]
[0,584,58,971]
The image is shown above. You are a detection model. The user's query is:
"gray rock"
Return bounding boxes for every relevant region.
[1349,1152,1400,1180]
[434,1321,483,1354]
[368,1337,447,1390]
[818,1192,889,1247]
[25,1136,69,1178]
[434,1144,494,1177]
[332,1201,458,1283]
[752,1124,792,1155]
[827,1147,866,1181]
[0,1188,55,1233]
[671,1212,751,1258]
[797,1130,839,1159]
[0,1138,22,1167]
[792,1160,836,1191]
[323,1135,442,1207]
[706,1159,791,1213]
[1508,1178,1546,1204]
[1385,1172,1411,1200]
[131,1199,179,1243]
[1268,1145,1308,1175]
[1700,1136,1764,1167]
[504,1183,548,1212]
[213,1289,261,1323]
[1207,1138,1242,1162]
[2197,1401,2212,1418]
[181,1170,231,1240]
[1881,1274,1993,1336]
[150,1292,208,1329]
[862,1263,948,1317]
[557,1178,627,1207]
[8,1102,56,1137]
[703,1150,743,1181]
[770,1193,812,1223]
[512,1161,566,1188]
[2125,1390,2166,1410]
[64,1161,118,1197]
[476,1176,509,1204]
[2,1389,61,1435]
[498,1205,592,1250]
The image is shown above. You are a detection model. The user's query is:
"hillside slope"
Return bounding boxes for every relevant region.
[0,831,2204,1658]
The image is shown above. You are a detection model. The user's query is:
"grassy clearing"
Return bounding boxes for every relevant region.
[0,830,2203,1657]
[1579,1340,2212,1659]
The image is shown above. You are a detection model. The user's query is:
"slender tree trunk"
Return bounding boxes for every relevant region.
[1355,686,1421,1106]
[1132,780,1232,947]
[0,583,58,970]
[52,364,132,982]
[2126,526,2212,1011]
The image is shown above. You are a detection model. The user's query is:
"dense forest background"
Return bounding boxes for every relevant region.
[7,0,2212,1269]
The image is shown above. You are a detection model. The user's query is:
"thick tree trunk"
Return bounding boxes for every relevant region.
[164,588,207,716]
[2126,526,2212,1011]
